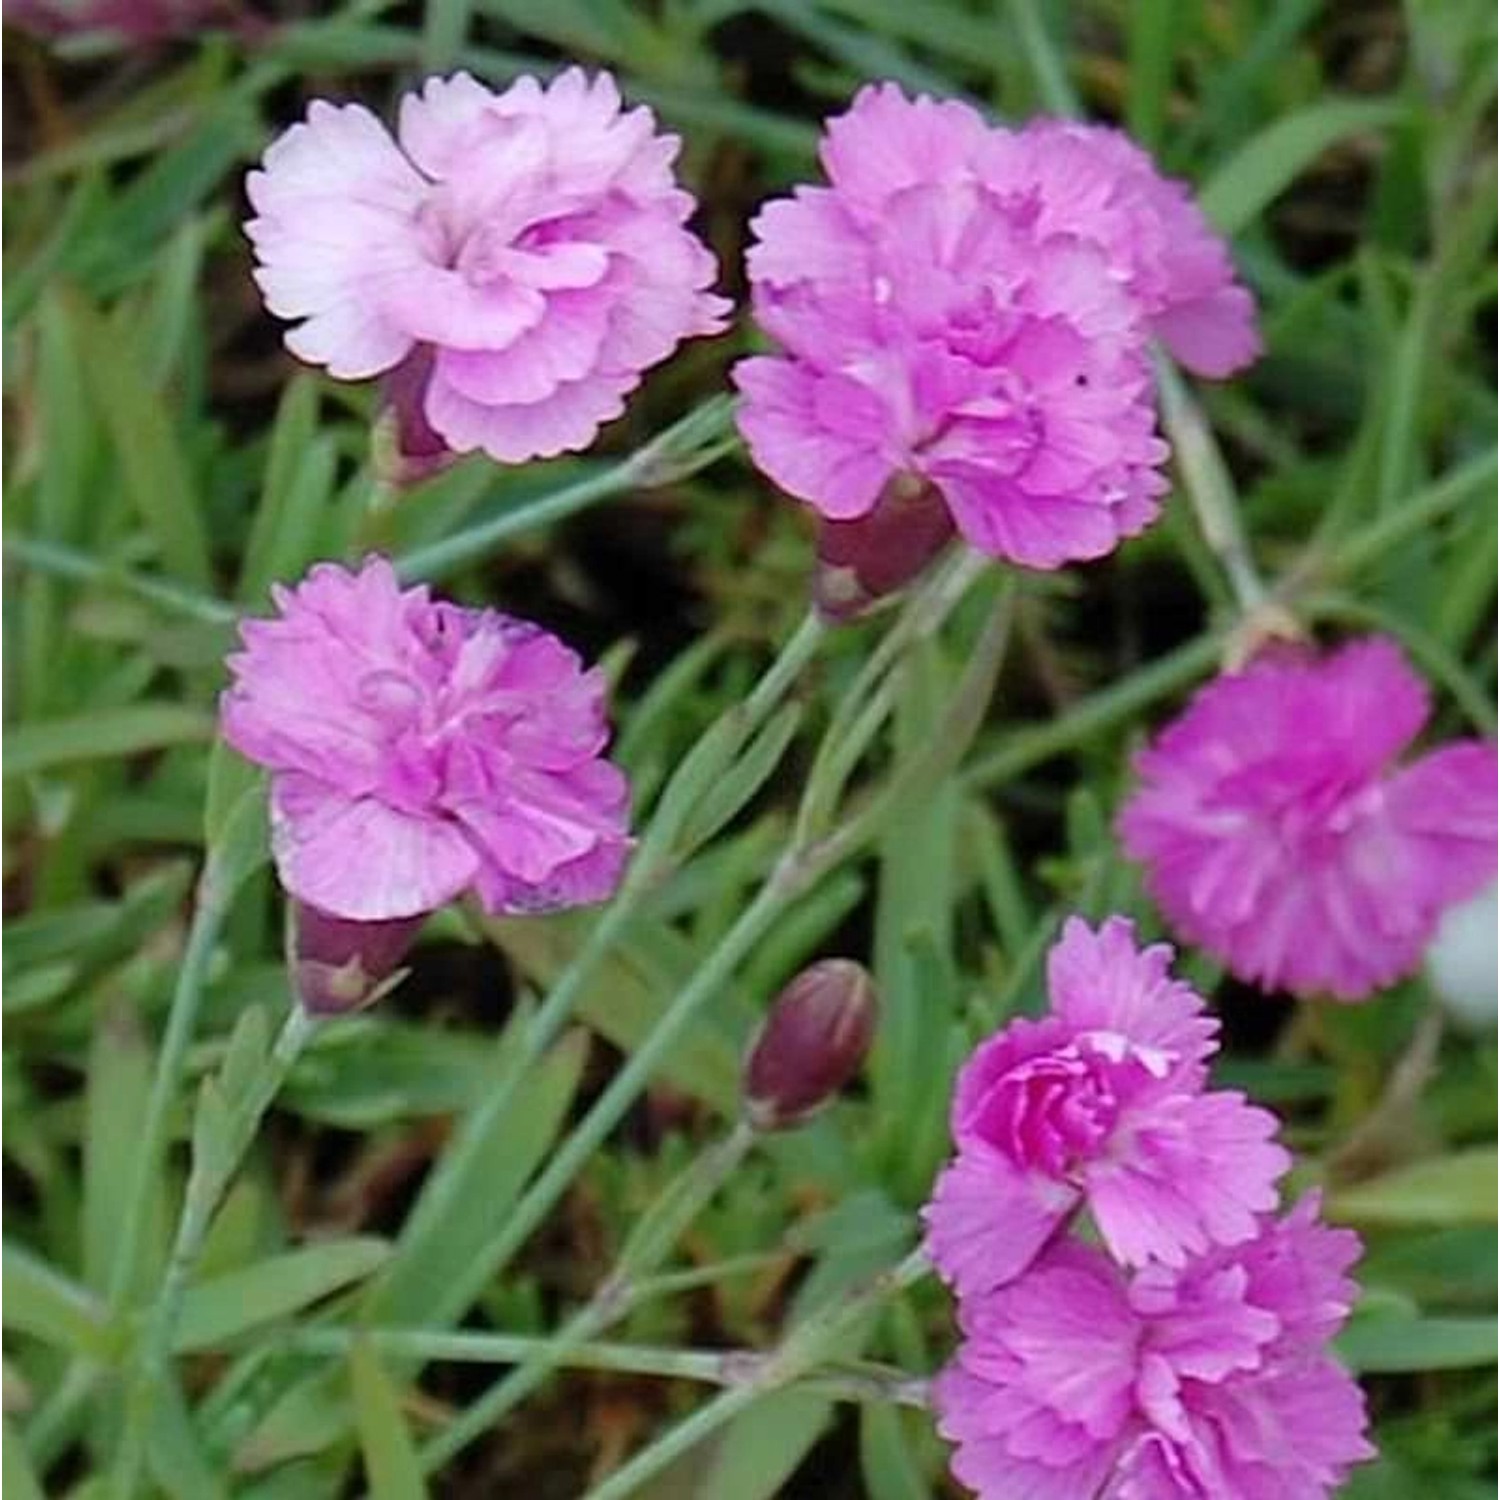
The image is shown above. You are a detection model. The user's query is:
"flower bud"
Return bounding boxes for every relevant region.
[290,901,423,1015]
[743,960,877,1131]
[1425,881,1497,1033]
[372,348,458,490]
[814,474,955,622]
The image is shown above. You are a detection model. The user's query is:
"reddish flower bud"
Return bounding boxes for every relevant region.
[813,474,955,622]
[290,901,423,1015]
[743,960,878,1131]
[372,348,458,490]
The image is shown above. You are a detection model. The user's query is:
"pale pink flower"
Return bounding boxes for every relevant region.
[735,84,1170,586]
[980,119,1261,378]
[1119,636,1498,1001]
[220,557,630,923]
[922,918,1287,1298]
[246,70,729,465]
[933,1195,1374,1500]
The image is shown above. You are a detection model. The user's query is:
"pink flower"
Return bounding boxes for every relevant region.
[1118,636,1499,1001]
[246,70,729,465]
[5,0,226,42]
[981,120,1261,378]
[933,1195,1374,1499]
[220,557,630,923]
[922,918,1287,1298]
[734,84,1170,583]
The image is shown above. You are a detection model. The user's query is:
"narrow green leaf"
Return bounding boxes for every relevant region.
[423,0,473,69]
[72,296,212,585]
[84,999,159,1298]
[686,1389,833,1500]
[1,1417,46,1500]
[240,418,338,607]
[1,1242,109,1356]
[146,1372,228,1500]
[364,1029,590,1326]
[190,1077,236,1184]
[1330,1149,1498,1227]
[215,1005,272,1113]
[480,914,742,1112]
[860,1403,932,1500]
[4,861,193,978]
[176,1238,391,1352]
[1199,100,1403,234]
[679,703,802,854]
[204,775,272,902]
[469,0,658,63]
[350,1339,428,1500]
[1337,1313,1498,1372]
[1125,0,1180,152]
[3,704,213,776]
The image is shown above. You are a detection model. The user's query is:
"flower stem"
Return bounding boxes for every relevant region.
[2,534,238,624]
[581,1249,932,1500]
[394,397,739,584]
[1156,357,1269,615]
[285,1326,927,1408]
[417,1120,759,1474]
[108,1004,320,1500]
[429,568,1003,1444]
[105,874,231,1317]
[400,611,824,1328]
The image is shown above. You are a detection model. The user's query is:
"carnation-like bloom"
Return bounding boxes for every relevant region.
[980,119,1261,379]
[246,70,728,466]
[922,918,1287,1298]
[1119,636,1498,1001]
[221,557,630,923]
[933,1195,1374,1499]
[734,85,1257,601]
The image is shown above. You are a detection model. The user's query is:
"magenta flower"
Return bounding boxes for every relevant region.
[980,120,1261,379]
[1119,636,1498,1001]
[246,70,729,466]
[933,1195,1374,1500]
[735,84,1170,589]
[922,918,1287,1298]
[221,557,630,924]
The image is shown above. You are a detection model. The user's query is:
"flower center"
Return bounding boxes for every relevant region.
[970,1032,1165,1179]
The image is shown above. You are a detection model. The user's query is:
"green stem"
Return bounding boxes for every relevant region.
[1157,357,1269,614]
[408,613,823,1309]
[1314,449,1497,582]
[421,577,1003,1477]
[393,463,634,582]
[419,1120,758,1474]
[108,1005,320,1500]
[581,1250,932,1500]
[4,535,237,625]
[394,397,739,584]
[963,633,1223,790]
[451,875,801,1296]
[105,874,231,1315]
[285,1327,926,1407]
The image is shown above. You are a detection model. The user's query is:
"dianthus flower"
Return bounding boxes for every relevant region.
[6,0,224,42]
[1119,636,1498,1001]
[220,557,630,927]
[980,119,1261,379]
[734,85,1257,607]
[933,1194,1374,1500]
[246,70,728,468]
[922,918,1287,1298]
